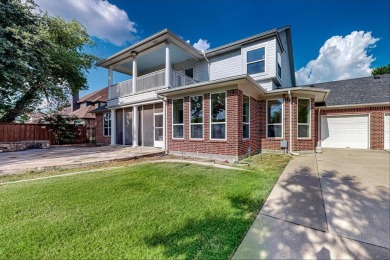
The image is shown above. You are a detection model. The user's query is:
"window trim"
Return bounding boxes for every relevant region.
[189,95,204,140]
[172,98,184,140]
[243,94,250,140]
[210,91,227,141]
[103,112,111,137]
[297,98,311,139]
[245,46,266,75]
[266,98,284,139]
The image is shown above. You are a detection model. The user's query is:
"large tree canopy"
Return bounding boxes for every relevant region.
[0,0,100,122]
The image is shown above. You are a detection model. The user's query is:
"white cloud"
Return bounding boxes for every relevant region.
[35,0,138,46]
[193,39,211,52]
[295,31,379,85]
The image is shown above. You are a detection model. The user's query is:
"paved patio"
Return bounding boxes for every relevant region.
[0,146,164,174]
[233,149,390,259]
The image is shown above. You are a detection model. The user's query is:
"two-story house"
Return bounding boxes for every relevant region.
[94,26,390,162]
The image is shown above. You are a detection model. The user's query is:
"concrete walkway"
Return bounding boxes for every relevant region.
[233,149,390,259]
[0,146,163,174]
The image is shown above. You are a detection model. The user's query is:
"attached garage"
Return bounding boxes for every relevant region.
[321,115,369,149]
[385,114,390,150]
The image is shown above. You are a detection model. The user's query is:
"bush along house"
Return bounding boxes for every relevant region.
[93,26,390,162]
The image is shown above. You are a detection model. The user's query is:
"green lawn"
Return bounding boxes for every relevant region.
[0,155,289,259]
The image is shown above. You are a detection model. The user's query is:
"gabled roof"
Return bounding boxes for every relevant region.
[299,74,390,107]
[69,105,96,119]
[78,87,108,103]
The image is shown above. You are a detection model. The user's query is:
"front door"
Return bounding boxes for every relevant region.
[154,113,163,147]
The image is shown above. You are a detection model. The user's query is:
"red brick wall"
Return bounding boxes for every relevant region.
[239,96,261,155]
[317,106,390,150]
[95,113,111,145]
[167,89,242,157]
[259,96,316,152]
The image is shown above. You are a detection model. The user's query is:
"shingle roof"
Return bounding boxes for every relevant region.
[90,104,110,114]
[69,105,96,119]
[78,87,108,103]
[298,74,390,107]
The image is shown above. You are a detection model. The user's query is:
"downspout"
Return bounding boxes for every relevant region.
[316,108,322,153]
[157,94,168,155]
[288,90,299,156]
[203,52,210,80]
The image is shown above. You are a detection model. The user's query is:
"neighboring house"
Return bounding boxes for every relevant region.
[93,26,390,162]
[68,87,108,127]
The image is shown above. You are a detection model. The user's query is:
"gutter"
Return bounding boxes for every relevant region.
[203,52,210,80]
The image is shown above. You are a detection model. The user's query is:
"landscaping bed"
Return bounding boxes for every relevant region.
[0,154,290,259]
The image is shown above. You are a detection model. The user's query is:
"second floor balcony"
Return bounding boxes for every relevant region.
[109,69,198,99]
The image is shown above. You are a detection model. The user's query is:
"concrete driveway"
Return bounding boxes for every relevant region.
[0,146,163,174]
[233,149,390,259]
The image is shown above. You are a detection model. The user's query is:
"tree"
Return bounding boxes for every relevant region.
[0,0,100,122]
[40,113,80,145]
[371,64,390,76]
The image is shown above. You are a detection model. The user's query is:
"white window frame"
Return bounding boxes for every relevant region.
[210,91,227,141]
[266,98,283,139]
[243,94,250,139]
[189,95,204,140]
[245,46,266,75]
[103,112,111,137]
[277,51,282,80]
[297,98,311,139]
[172,98,184,139]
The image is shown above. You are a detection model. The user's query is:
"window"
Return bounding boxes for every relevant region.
[103,112,111,136]
[184,67,194,78]
[247,47,265,74]
[190,96,203,139]
[243,95,250,139]
[277,52,282,78]
[210,92,226,139]
[172,99,184,138]
[267,99,283,138]
[298,98,311,138]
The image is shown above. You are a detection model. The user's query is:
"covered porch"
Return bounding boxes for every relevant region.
[110,102,165,149]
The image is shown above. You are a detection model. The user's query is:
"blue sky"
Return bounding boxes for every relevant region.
[35,0,389,96]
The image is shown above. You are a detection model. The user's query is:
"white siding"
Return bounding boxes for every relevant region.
[278,30,293,87]
[173,59,209,82]
[209,49,242,81]
[241,37,276,82]
[256,80,274,91]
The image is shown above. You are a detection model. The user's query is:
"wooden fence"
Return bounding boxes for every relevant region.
[0,123,89,144]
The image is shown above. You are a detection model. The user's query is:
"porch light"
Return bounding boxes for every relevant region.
[130,50,138,57]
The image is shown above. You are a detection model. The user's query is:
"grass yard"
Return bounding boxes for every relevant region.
[0,155,289,259]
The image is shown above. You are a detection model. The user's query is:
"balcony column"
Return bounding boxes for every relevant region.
[108,67,113,99]
[132,105,139,147]
[165,43,171,87]
[110,109,116,145]
[132,57,137,94]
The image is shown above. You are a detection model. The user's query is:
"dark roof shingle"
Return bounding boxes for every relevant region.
[298,74,390,107]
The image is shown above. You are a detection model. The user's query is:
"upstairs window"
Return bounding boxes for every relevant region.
[277,52,282,78]
[247,47,265,74]
[184,68,194,78]
[243,95,250,139]
[103,112,111,136]
[172,99,184,139]
[298,98,311,138]
[267,99,283,138]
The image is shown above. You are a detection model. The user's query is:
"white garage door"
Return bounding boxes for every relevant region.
[385,114,390,150]
[321,115,369,149]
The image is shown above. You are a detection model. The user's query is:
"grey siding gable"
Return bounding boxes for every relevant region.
[209,49,242,81]
[277,30,293,87]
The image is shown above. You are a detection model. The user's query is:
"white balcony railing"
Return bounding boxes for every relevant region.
[109,69,198,99]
